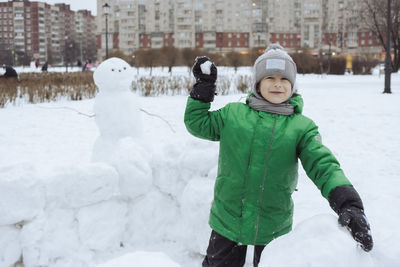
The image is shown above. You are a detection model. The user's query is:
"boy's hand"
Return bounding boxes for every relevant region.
[192,56,217,84]
[328,185,373,252]
[338,206,373,252]
[190,56,217,102]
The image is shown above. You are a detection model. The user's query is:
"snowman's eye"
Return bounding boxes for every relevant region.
[111,69,115,71]
[123,67,126,70]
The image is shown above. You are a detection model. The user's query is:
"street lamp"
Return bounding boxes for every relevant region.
[103,3,111,59]
[383,0,392,94]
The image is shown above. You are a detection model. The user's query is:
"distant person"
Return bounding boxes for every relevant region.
[1,64,18,79]
[82,60,92,71]
[77,59,82,67]
[41,61,48,72]
[35,59,39,68]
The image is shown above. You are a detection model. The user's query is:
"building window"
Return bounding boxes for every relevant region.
[228,33,232,38]
[236,41,240,46]
[228,41,232,47]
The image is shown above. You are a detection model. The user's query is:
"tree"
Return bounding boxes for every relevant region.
[108,50,131,63]
[290,48,319,74]
[159,46,179,74]
[133,49,160,75]
[225,52,245,72]
[360,0,400,72]
[248,47,265,65]
[0,44,14,66]
[180,48,203,74]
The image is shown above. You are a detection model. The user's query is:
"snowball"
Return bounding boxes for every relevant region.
[179,177,214,253]
[93,57,134,93]
[110,137,153,199]
[0,164,45,225]
[96,251,181,267]
[76,200,128,251]
[45,163,120,209]
[200,61,212,75]
[125,190,180,246]
[259,214,375,267]
[0,226,21,266]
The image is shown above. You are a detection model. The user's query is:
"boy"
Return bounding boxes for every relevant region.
[184,44,373,267]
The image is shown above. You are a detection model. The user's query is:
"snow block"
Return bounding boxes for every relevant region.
[20,209,92,267]
[180,177,214,253]
[76,200,128,251]
[110,137,153,199]
[179,141,218,180]
[259,214,375,267]
[45,163,119,209]
[96,251,181,267]
[0,164,45,225]
[152,143,185,197]
[125,190,180,246]
[0,226,21,267]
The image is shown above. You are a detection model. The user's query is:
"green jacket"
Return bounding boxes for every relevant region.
[184,94,352,245]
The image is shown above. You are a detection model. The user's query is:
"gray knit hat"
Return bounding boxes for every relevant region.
[253,43,297,90]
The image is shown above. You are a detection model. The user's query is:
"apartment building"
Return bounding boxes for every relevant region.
[0,0,96,66]
[96,0,383,58]
[96,0,118,59]
[76,10,98,62]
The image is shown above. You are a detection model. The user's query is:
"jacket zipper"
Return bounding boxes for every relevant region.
[253,114,277,244]
[239,116,260,242]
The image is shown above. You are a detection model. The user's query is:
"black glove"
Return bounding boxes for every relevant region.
[329,186,373,252]
[190,56,217,102]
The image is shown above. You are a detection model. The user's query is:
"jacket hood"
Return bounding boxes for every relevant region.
[246,93,304,114]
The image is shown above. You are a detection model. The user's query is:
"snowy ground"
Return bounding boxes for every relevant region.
[0,71,400,267]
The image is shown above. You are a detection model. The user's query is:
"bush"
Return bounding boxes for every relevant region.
[290,50,319,74]
[0,72,97,108]
[327,57,346,75]
[352,56,380,75]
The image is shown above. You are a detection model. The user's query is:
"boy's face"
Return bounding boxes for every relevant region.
[259,75,292,104]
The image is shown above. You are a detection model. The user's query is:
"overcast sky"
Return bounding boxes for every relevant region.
[44,0,97,15]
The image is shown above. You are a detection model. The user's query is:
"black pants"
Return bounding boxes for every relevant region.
[202,230,265,267]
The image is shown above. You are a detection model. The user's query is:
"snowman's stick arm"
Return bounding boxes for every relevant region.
[139,108,176,133]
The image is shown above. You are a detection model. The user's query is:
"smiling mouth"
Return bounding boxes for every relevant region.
[270,91,283,94]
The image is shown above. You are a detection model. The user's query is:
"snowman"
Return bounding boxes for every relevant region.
[92,57,141,162]
[92,57,152,199]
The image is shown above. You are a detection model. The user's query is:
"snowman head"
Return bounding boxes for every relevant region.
[93,57,134,92]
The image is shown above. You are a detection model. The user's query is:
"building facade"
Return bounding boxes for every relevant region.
[96,0,383,58]
[0,0,96,66]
